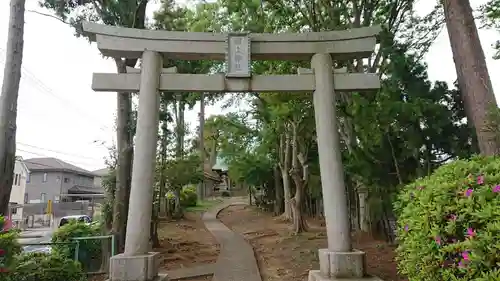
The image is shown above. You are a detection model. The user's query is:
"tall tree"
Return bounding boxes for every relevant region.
[198,92,205,200]
[442,0,499,155]
[41,0,150,252]
[0,0,26,216]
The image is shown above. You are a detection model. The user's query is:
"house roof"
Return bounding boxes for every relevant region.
[68,185,104,194]
[92,167,109,177]
[15,156,30,174]
[24,157,94,176]
[204,163,221,181]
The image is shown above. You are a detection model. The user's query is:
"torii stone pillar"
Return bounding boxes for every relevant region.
[308,54,381,281]
[109,50,167,281]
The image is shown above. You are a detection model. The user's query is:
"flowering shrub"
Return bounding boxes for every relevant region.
[394,156,500,280]
[0,216,21,276]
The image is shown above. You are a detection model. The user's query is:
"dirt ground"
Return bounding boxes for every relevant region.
[154,211,219,271]
[87,208,218,281]
[219,205,405,281]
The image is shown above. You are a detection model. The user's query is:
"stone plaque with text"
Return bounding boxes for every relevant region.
[225,33,251,78]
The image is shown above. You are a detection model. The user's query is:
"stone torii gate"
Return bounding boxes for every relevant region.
[82,22,381,281]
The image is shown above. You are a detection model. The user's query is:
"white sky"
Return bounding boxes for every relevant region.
[0,0,499,171]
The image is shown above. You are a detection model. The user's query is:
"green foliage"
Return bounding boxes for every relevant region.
[221,191,231,197]
[0,220,21,273]
[480,0,500,59]
[180,186,198,207]
[101,168,116,228]
[10,252,84,281]
[164,154,203,189]
[394,156,500,280]
[485,106,500,155]
[51,220,101,271]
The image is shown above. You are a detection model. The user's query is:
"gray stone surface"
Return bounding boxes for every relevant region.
[163,264,215,280]
[203,200,261,281]
[318,249,366,278]
[109,252,160,281]
[308,270,383,281]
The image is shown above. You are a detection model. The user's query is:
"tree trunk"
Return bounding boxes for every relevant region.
[443,0,499,155]
[0,0,25,216]
[291,194,307,234]
[150,189,160,248]
[159,124,168,217]
[173,188,182,218]
[273,166,284,215]
[111,59,135,253]
[358,188,370,232]
[289,121,308,233]
[209,137,217,167]
[198,92,205,200]
[279,131,292,221]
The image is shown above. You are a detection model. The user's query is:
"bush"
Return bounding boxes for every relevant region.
[394,156,500,280]
[51,220,101,271]
[0,218,21,274]
[181,186,198,207]
[10,252,84,281]
[221,190,231,197]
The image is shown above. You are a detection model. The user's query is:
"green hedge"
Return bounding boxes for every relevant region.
[51,220,101,272]
[394,156,500,280]
[10,252,84,281]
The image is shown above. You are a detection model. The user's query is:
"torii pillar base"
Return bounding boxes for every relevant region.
[308,249,383,281]
[108,252,168,281]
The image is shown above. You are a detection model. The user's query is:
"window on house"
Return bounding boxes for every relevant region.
[64,178,70,183]
[41,193,47,203]
[43,173,47,183]
[26,173,30,183]
[11,207,17,214]
[24,193,28,204]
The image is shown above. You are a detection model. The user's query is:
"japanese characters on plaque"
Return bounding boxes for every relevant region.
[226,34,251,78]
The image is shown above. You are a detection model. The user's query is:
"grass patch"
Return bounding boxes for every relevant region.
[185,199,224,212]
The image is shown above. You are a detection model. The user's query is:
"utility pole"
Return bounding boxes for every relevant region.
[198,92,205,200]
[0,0,26,216]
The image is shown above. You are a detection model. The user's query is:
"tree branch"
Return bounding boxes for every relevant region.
[26,9,68,24]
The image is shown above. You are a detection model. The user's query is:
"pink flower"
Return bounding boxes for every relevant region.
[477,175,485,185]
[467,228,476,238]
[417,186,425,191]
[493,185,500,193]
[404,224,409,232]
[435,236,441,245]
[465,188,473,197]
[448,214,457,221]
[461,251,470,261]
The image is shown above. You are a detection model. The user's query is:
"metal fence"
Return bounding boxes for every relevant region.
[19,235,115,274]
